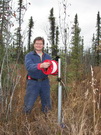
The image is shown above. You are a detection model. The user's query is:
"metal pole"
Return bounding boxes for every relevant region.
[58,58,61,78]
[58,58,62,124]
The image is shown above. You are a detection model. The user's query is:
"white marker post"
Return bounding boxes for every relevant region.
[58,58,62,124]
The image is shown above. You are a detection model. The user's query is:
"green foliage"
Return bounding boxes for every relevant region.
[95,11,101,65]
[69,14,83,81]
[91,11,101,66]
[12,28,24,63]
[27,16,34,52]
[48,8,59,57]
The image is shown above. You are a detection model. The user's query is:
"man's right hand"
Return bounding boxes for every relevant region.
[40,62,51,69]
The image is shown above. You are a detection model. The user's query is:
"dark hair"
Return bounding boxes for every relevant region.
[33,37,45,45]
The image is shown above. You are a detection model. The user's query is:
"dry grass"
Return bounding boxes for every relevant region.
[0,66,101,135]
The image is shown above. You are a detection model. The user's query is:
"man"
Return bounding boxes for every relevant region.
[23,37,51,114]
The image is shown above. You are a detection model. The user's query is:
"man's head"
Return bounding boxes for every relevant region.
[33,37,45,45]
[33,37,45,52]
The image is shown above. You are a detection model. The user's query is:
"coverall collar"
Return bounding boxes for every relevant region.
[32,51,44,56]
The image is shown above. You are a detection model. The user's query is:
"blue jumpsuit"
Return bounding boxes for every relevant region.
[24,51,51,113]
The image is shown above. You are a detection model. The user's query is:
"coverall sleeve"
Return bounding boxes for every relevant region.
[25,54,40,72]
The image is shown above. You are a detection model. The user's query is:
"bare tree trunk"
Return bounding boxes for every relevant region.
[59,1,71,92]
[91,65,96,135]
[6,75,21,119]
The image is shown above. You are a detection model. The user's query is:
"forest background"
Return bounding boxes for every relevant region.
[0,0,101,135]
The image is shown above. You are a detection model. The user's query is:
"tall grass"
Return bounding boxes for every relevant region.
[0,66,101,135]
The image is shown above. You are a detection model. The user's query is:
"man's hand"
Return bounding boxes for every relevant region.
[40,62,51,69]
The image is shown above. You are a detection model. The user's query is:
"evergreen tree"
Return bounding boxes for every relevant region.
[10,28,21,61]
[81,38,84,63]
[55,26,59,54]
[48,8,59,58]
[45,43,49,53]
[95,11,101,65]
[84,48,91,75]
[27,16,34,52]
[13,0,27,63]
[17,0,23,63]
[70,14,82,80]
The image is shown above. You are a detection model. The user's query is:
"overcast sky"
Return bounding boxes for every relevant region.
[23,0,101,50]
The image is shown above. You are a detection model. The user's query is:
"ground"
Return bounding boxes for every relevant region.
[0,65,101,135]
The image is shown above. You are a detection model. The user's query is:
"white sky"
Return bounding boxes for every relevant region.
[22,0,101,50]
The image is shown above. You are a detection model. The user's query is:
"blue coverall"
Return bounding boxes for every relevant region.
[23,51,51,113]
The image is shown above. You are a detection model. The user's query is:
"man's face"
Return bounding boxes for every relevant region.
[34,40,44,51]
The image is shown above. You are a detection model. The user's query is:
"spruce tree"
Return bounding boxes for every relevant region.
[27,16,34,52]
[95,11,101,65]
[17,0,23,63]
[55,26,59,54]
[48,8,59,58]
[70,14,82,80]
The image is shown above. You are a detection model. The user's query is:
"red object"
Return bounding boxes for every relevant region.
[41,60,58,75]
[27,76,31,79]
